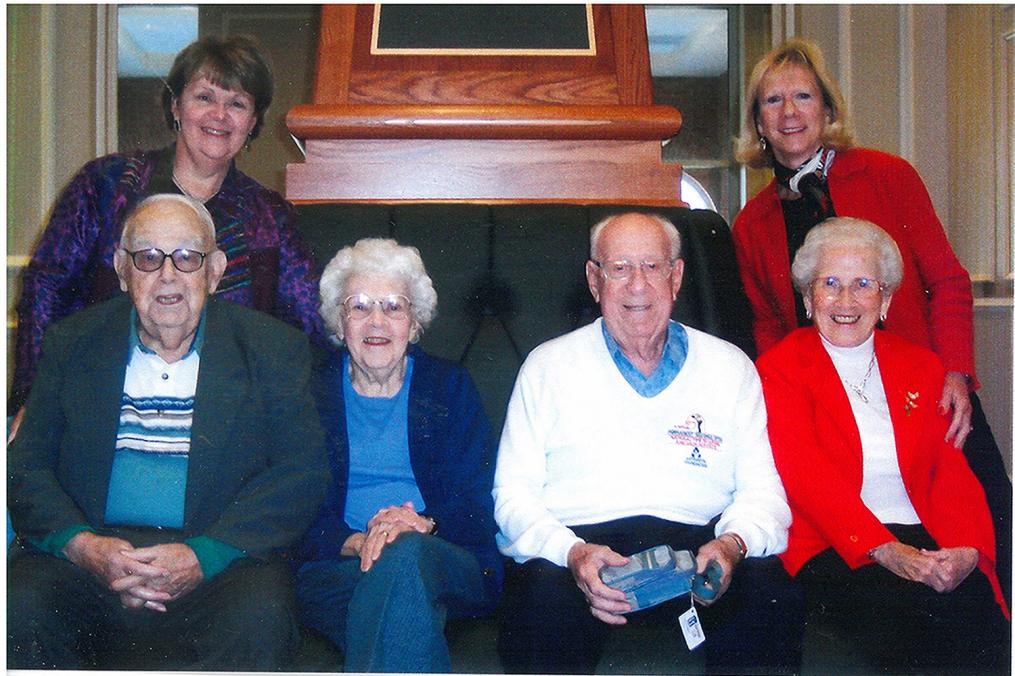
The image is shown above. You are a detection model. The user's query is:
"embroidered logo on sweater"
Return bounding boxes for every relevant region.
[669,414,722,468]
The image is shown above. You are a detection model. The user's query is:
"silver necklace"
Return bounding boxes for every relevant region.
[172,172,218,203]
[843,351,876,404]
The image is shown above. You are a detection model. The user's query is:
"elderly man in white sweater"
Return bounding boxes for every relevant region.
[493,212,803,675]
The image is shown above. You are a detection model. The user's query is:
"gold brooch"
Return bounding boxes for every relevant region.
[904,391,920,415]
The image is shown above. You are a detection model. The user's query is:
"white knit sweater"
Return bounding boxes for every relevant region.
[493,319,790,566]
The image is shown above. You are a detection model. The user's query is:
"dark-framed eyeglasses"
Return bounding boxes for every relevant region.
[809,276,883,300]
[592,259,673,281]
[341,293,413,321]
[123,248,208,273]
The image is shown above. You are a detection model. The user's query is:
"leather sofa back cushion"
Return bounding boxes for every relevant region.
[296,203,755,434]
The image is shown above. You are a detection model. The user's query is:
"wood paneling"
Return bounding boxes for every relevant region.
[313,5,355,104]
[610,4,653,106]
[309,5,654,107]
[334,4,623,107]
[288,139,681,203]
[345,73,619,106]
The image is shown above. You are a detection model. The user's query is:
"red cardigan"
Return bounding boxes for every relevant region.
[757,328,1005,615]
[733,148,976,384]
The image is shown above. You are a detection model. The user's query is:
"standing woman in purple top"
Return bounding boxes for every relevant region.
[9,34,325,427]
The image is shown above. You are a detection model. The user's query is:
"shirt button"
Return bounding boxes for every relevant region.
[162,373,169,380]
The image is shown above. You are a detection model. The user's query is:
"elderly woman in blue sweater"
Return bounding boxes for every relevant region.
[295,238,502,672]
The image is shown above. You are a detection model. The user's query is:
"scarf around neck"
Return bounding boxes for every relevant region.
[776,146,838,328]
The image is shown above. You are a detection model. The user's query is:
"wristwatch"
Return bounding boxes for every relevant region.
[420,513,439,535]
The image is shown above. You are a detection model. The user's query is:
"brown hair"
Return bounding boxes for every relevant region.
[735,38,855,169]
[162,34,273,141]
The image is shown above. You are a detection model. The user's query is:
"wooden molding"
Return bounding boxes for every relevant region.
[287,104,681,141]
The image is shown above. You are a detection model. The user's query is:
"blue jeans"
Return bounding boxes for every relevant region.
[296,531,489,672]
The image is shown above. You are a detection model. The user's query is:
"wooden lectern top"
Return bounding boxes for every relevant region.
[286,4,684,204]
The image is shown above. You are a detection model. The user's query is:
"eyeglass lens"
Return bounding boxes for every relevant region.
[812,276,880,298]
[342,293,412,320]
[598,260,672,280]
[128,248,207,273]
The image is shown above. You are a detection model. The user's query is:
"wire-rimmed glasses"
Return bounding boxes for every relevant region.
[341,293,413,321]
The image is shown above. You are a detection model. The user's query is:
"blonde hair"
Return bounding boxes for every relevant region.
[735,38,856,169]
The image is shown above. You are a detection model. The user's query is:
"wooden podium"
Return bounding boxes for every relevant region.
[286,4,683,204]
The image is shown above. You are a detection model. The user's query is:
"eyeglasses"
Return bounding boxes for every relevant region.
[341,293,412,321]
[810,276,883,300]
[593,259,674,281]
[123,248,208,273]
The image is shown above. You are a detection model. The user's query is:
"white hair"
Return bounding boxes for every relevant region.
[119,194,217,249]
[319,238,438,344]
[589,212,682,261]
[791,217,904,295]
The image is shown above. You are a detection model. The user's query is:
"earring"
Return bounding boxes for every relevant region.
[760,137,769,151]
[805,309,812,319]
[173,118,181,132]
[880,313,887,321]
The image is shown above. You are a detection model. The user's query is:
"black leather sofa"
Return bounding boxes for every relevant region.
[290,203,869,673]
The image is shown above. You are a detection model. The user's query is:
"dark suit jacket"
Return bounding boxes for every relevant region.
[8,294,328,560]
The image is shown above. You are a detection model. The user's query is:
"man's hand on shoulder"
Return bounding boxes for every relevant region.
[567,542,632,625]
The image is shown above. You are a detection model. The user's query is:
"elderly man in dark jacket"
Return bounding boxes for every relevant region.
[7,194,328,670]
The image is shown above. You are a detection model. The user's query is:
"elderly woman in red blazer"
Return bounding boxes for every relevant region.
[734,37,1010,605]
[757,218,1009,675]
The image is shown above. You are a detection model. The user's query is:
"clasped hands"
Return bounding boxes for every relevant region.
[869,541,978,593]
[566,535,743,625]
[341,501,435,573]
[62,531,203,612]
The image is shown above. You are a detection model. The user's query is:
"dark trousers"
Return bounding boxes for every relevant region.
[963,392,1011,606]
[497,516,805,675]
[7,552,300,670]
[797,524,1010,676]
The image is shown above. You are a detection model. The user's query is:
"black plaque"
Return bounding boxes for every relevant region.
[372,4,595,55]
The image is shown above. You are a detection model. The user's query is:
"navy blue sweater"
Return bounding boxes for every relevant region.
[297,346,503,610]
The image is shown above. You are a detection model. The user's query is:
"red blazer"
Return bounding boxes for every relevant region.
[758,328,1005,614]
[733,148,976,384]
